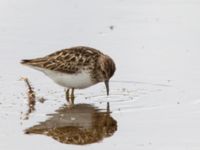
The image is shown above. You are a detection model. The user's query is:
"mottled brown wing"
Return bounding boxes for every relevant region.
[21,46,102,74]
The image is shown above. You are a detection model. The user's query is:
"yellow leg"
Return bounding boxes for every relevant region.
[71,88,75,105]
[65,88,75,106]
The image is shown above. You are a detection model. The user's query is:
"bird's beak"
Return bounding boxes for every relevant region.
[104,80,109,96]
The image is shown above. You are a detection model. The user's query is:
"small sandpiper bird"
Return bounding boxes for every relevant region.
[21,46,116,105]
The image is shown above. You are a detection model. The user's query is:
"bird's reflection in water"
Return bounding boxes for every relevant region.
[25,103,117,145]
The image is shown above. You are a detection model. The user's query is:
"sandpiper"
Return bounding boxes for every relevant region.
[21,46,116,105]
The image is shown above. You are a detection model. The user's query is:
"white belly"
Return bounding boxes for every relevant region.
[31,66,94,89]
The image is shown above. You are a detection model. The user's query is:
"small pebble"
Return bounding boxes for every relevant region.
[109,25,114,30]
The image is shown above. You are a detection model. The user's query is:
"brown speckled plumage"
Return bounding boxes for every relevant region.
[21,46,116,104]
[22,47,100,73]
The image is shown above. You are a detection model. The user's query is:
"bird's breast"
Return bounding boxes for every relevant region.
[42,69,95,89]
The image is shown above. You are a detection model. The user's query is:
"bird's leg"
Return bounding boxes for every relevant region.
[65,88,75,106]
[71,88,75,105]
[65,88,70,102]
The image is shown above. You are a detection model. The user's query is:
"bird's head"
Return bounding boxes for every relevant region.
[98,54,116,96]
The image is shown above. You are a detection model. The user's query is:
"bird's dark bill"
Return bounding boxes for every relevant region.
[105,80,109,96]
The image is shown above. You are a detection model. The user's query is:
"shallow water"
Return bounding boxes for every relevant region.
[1,0,200,150]
[0,72,183,149]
